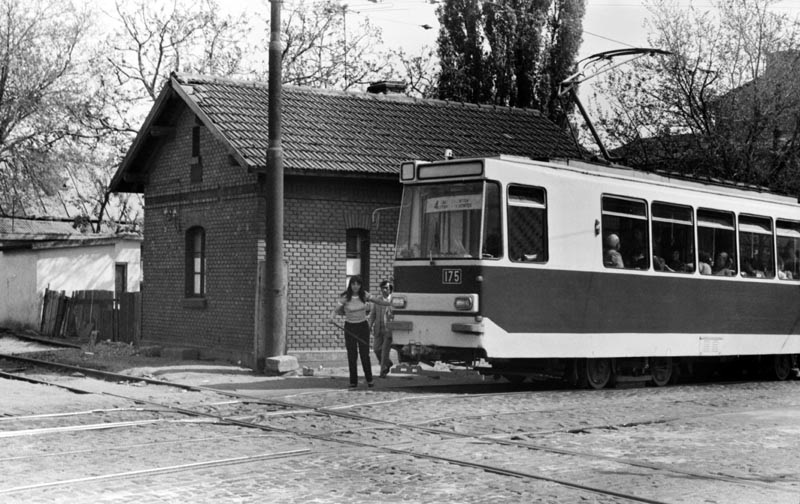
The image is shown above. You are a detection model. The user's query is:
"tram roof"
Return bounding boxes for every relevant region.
[487,155,800,206]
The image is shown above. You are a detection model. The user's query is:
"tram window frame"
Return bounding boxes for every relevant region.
[776,219,800,280]
[507,184,548,263]
[697,208,737,276]
[651,202,695,274]
[601,195,649,270]
[738,214,775,279]
[481,182,503,259]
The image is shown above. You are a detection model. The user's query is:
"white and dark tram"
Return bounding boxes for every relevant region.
[388,155,800,388]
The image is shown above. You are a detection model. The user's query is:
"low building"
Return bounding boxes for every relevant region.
[108,72,581,367]
[0,217,141,329]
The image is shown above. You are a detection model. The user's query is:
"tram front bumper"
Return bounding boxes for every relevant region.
[388,320,484,334]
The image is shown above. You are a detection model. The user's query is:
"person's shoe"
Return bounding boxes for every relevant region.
[379,369,388,378]
[367,381,374,388]
[348,383,357,389]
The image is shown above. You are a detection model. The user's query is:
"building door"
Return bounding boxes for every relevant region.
[346,228,370,289]
[115,263,128,301]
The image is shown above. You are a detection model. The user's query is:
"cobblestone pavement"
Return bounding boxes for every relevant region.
[2,337,800,503]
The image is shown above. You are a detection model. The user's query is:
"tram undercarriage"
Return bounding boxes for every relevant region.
[394,343,799,389]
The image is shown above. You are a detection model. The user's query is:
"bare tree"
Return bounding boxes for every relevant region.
[593,0,800,193]
[246,0,390,90]
[387,46,439,99]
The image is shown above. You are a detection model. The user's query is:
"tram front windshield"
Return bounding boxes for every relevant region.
[395,181,501,260]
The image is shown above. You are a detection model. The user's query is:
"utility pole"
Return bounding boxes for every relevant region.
[265,0,287,362]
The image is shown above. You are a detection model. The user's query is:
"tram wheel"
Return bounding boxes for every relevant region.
[769,354,792,381]
[583,358,614,390]
[650,357,673,387]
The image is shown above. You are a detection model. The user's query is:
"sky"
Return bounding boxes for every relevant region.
[346,0,800,58]
[345,0,652,58]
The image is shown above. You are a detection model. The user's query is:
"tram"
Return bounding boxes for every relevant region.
[388,155,800,388]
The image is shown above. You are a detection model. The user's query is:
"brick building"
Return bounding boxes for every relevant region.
[109,73,581,367]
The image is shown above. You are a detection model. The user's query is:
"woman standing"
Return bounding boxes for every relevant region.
[330,275,391,389]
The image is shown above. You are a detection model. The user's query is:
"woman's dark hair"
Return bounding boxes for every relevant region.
[343,275,367,302]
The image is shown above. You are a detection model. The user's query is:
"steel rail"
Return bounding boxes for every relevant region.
[0,449,311,495]
[0,417,217,438]
[0,433,281,462]
[3,353,797,501]
[0,367,701,504]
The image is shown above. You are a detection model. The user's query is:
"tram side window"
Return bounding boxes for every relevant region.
[601,196,649,270]
[697,208,736,276]
[776,219,800,280]
[739,215,774,279]
[507,185,547,263]
[651,202,695,273]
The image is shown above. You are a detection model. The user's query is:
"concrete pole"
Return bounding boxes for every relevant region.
[265,0,286,359]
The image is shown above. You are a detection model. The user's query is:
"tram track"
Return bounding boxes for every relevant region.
[3,354,799,503]
[0,356,671,503]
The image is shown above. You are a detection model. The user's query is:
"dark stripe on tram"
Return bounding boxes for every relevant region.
[394,265,800,336]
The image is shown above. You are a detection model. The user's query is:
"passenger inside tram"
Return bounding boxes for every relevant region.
[778,256,793,279]
[754,249,775,278]
[603,234,624,268]
[668,250,686,272]
[698,252,713,275]
[713,252,736,276]
[628,229,648,269]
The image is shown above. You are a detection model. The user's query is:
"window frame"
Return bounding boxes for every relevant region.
[697,207,737,277]
[506,183,548,263]
[185,226,206,298]
[601,194,650,270]
[738,213,775,279]
[776,219,800,281]
[651,201,696,274]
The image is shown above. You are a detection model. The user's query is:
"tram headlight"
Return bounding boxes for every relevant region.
[391,296,407,309]
[454,296,473,311]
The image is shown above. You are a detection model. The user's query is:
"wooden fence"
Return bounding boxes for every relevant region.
[40,289,141,345]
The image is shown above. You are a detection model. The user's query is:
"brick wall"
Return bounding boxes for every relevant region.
[283,177,400,351]
[141,105,401,365]
[142,107,260,364]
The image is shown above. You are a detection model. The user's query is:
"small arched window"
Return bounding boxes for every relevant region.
[185,227,206,297]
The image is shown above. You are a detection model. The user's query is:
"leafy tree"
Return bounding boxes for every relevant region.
[0,0,405,226]
[436,0,585,122]
[0,0,93,218]
[593,0,800,193]
[437,0,489,104]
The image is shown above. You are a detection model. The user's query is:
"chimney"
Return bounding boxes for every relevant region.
[366,80,407,94]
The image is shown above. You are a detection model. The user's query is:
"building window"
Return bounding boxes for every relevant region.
[346,228,370,289]
[190,123,202,183]
[186,227,206,297]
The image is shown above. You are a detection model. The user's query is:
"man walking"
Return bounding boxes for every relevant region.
[369,280,394,378]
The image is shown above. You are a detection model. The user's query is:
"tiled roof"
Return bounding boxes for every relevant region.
[111,73,582,191]
[184,74,580,174]
[0,217,79,239]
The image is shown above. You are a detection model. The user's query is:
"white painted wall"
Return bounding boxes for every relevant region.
[0,238,142,330]
[0,252,38,328]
